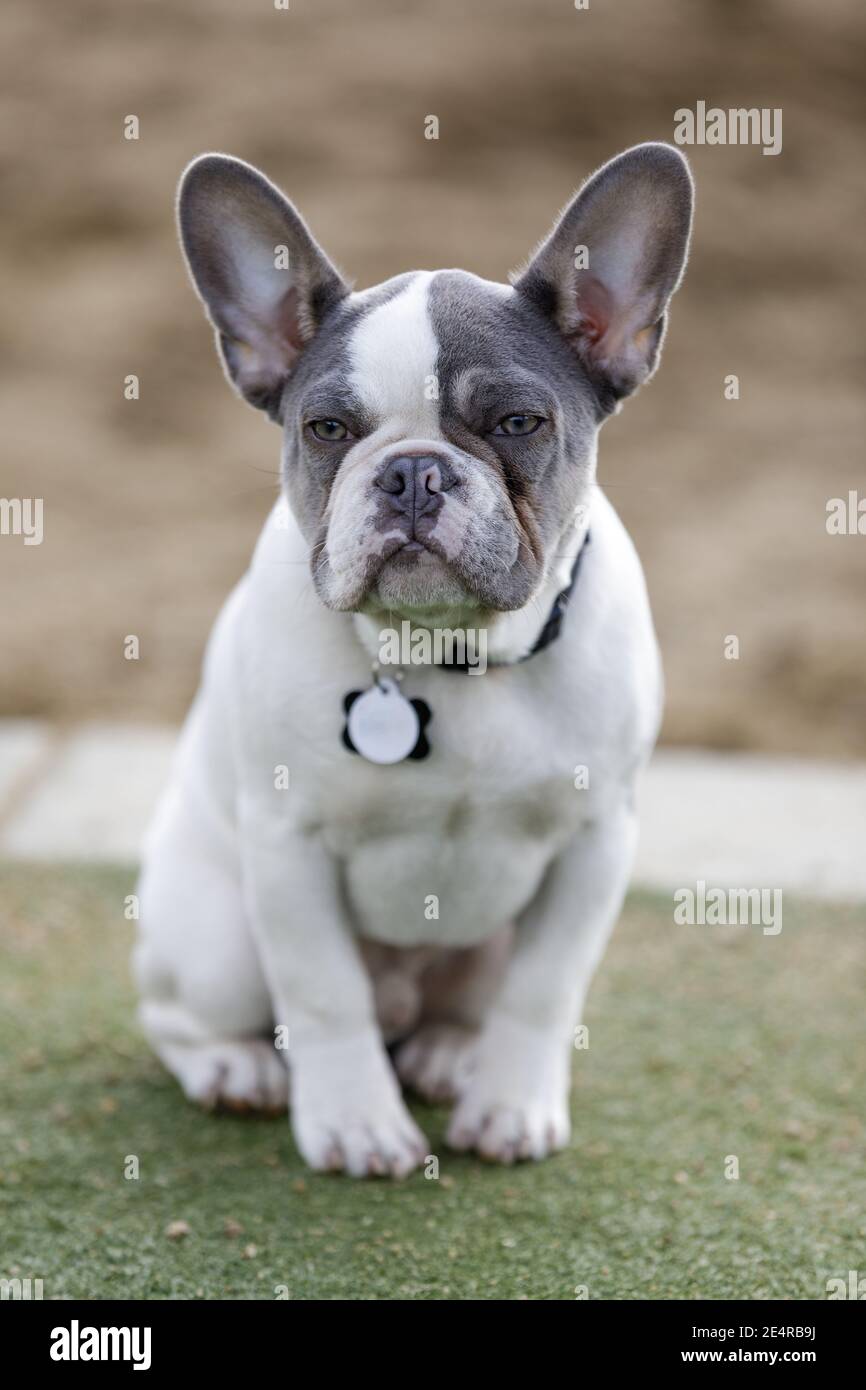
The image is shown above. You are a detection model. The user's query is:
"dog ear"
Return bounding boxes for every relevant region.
[177,154,349,417]
[513,143,693,411]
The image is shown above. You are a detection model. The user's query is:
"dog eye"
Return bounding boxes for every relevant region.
[308,419,350,442]
[493,414,543,437]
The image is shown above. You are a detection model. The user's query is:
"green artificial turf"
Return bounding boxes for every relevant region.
[0,863,864,1300]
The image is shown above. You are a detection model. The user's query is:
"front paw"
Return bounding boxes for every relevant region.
[395,1023,478,1102]
[448,1094,570,1163]
[445,1014,571,1163]
[291,1031,428,1178]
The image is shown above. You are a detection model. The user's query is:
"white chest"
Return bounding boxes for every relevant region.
[292,669,603,946]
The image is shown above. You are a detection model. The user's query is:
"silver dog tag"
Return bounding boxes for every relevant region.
[346,677,421,765]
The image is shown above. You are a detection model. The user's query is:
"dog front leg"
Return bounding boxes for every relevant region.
[448,802,638,1162]
[239,793,427,1177]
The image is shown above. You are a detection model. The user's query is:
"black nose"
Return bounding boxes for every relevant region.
[375,454,457,522]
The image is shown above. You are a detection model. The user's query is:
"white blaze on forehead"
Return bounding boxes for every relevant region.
[347,273,441,436]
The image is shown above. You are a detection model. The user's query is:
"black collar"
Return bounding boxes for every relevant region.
[444,528,591,672]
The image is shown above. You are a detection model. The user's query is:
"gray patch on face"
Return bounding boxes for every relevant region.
[427,270,600,607]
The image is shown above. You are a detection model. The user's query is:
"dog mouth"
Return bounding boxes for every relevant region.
[314,527,540,617]
[367,536,474,609]
[312,501,538,615]
[374,527,455,570]
[385,537,444,564]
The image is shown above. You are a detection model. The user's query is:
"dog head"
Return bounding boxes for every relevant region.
[178,145,692,621]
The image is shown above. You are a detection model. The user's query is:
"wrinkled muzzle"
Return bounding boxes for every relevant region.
[312,439,541,614]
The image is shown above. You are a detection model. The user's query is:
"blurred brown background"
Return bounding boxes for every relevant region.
[1,0,863,755]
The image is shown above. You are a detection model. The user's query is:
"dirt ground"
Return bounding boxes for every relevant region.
[1,0,864,755]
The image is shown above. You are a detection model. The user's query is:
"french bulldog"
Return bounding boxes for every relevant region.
[134,143,692,1176]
